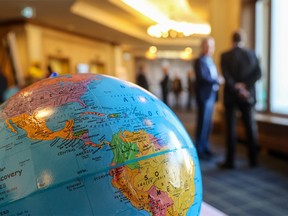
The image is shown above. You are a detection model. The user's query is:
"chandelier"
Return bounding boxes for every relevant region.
[147,20,211,38]
[117,0,211,39]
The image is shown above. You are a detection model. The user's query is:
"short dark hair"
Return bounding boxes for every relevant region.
[232,30,246,44]
[232,32,242,43]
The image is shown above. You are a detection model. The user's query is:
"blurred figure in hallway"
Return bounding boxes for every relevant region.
[186,70,196,111]
[172,73,183,109]
[219,30,261,169]
[136,64,149,91]
[160,66,170,105]
[194,37,221,160]
[0,69,8,103]
[46,65,58,78]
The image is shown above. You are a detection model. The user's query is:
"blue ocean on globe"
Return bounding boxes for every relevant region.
[0,74,202,215]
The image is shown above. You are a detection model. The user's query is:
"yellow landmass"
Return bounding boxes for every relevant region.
[140,153,195,215]
[112,151,196,215]
[111,166,151,212]
[6,113,74,140]
[119,130,166,155]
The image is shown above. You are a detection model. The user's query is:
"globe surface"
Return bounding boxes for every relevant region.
[0,74,202,215]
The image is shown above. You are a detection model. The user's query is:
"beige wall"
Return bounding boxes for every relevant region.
[209,0,241,72]
[1,23,137,86]
[0,24,28,86]
[209,0,241,120]
[37,25,115,76]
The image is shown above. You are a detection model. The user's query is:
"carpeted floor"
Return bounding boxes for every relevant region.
[174,109,288,216]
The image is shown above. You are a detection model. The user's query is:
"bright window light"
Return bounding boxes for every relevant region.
[270,0,288,114]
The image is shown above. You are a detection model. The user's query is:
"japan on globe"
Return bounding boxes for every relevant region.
[0,74,202,215]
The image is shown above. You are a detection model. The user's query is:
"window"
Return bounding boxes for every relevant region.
[255,0,268,111]
[270,0,288,114]
[255,0,288,115]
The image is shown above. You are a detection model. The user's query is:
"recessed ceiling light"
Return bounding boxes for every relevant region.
[21,7,35,18]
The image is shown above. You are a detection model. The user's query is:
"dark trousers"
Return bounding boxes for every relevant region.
[162,90,168,105]
[224,102,258,166]
[195,92,216,154]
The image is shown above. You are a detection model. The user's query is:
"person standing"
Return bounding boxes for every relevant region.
[186,70,196,111]
[136,64,149,90]
[0,70,8,104]
[172,73,183,109]
[160,67,170,105]
[194,37,221,160]
[219,30,261,169]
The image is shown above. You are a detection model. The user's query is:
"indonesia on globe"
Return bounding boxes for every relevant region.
[0,74,202,215]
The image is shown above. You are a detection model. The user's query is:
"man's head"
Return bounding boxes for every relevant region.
[232,30,246,46]
[201,36,215,56]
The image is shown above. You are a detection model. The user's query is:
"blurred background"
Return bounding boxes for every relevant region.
[0,0,287,215]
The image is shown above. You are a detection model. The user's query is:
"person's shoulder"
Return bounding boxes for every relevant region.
[221,48,234,58]
[246,48,257,56]
[195,56,201,61]
[236,46,255,54]
[240,47,257,59]
[220,51,230,63]
[194,57,201,65]
[195,55,206,63]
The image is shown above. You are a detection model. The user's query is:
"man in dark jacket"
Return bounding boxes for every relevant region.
[219,30,261,169]
[136,64,149,90]
[0,70,8,103]
[160,67,170,105]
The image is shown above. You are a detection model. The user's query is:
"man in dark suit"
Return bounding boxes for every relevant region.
[219,30,261,169]
[136,64,149,91]
[0,70,8,103]
[194,37,221,159]
[160,67,170,105]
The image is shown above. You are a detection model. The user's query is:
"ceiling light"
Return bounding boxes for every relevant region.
[120,0,211,39]
[180,47,193,60]
[184,47,193,55]
[147,22,211,38]
[149,46,157,54]
[21,7,35,18]
[146,46,157,59]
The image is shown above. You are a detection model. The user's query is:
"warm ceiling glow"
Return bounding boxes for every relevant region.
[147,22,211,38]
[121,0,169,23]
[146,46,157,59]
[180,47,193,60]
[145,48,193,60]
[121,0,211,38]
[145,51,157,59]
[185,47,193,55]
[149,46,157,53]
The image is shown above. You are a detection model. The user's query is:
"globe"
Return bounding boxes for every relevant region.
[0,74,202,215]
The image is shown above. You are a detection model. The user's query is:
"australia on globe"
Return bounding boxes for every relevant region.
[0,74,202,215]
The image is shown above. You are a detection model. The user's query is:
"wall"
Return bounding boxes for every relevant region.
[1,23,137,87]
[0,24,28,86]
[209,0,241,69]
[34,24,115,76]
[209,0,241,123]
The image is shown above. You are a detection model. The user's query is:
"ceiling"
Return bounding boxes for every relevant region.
[0,0,211,56]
